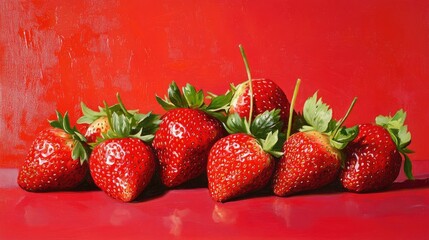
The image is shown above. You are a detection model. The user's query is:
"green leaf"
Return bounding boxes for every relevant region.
[302,92,332,133]
[205,111,228,123]
[134,112,161,142]
[401,147,414,154]
[111,112,131,137]
[250,109,283,139]
[168,81,188,108]
[156,95,176,110]
[376,109,414,180]
[225,113,250,134]
[260,130,284,158]
[330,125,359,150]
[62,112,74,135]
[73,141,89,164]
[77,102,103,124]
[49,120,62,129]
[116,93,134,119]
[73,130,87,142]
[403,153,414,180]
[376,109,412,150]
[72,141,81,160]
[391,109,406,124]
[398,125,411,149]
[206,88,234,112]
[300,125,315,132]
[183,83,204,108]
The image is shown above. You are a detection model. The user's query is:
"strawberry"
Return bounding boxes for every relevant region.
[77,93,149,143]
[230,79,291,126]
[273,92,358,196]
[18,111,89,192]
[229,45,291,128]
[207,110,285,202]
[340,110,414,192]
[89,99,159,202]
[153,82,229,187]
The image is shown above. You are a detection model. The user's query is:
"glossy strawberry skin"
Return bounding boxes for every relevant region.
[152,108,226,188]
[90,138,155,202]
[18,128,88,192]
[207,133,275,202]
[273,131,341,196]
[230,79,291,125]
[340,124,401,192]
[85,116,110,143]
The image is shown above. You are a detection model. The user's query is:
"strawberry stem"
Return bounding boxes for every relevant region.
[331,97,357,139]
[103,101,114,132]
[116,92,133,119]
[239,44,254,125]
[286,78,301,140]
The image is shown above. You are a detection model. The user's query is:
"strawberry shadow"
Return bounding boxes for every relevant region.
[133,174,209,202]
[389,177,429,192]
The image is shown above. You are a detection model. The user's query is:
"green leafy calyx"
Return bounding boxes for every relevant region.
[77,93,140,125]
[225,109,285,157]
[89,93,160,145]
[300,92,358,150]
[156,81,234,122]
[376,109,414,180]
[49,111,89,164]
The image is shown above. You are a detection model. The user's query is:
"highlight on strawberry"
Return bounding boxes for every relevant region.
[340,109,414,192]
[18,111,90,192]
[272,91,359,197]
[153,81,229,188]
[88,96,160,202]
[207,109,285,202]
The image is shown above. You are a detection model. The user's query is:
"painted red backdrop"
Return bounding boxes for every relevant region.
[1,0,428,167]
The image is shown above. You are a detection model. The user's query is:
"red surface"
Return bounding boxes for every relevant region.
[1,1,429,167]
[1,161,429,239]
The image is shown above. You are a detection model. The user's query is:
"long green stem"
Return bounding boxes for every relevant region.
[239,44,254,125]
[116,92,133,118]
[103,101,113,131]
[331,97,357,139]
[286,78,301,140]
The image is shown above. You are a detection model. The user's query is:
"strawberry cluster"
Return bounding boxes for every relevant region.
[17,45,414,202]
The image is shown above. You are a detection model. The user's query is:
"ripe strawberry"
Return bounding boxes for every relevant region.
[340,110,414,192]
[273,92,358,196]
[18,111,89,192]
[77,93,146,143]
[230,79,291,126]
[207,110,285,202]
[153,82,228,187]
[89,100,159,202]
[229,45,291,128]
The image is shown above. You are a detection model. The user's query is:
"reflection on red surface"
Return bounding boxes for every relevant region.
[1,161,429,239]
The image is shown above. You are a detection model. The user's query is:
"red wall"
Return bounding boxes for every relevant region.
[1,0,428,167]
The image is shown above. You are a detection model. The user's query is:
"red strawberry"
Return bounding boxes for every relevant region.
[153,82,228,187]
[89,101,159,202]
[229,45,291,128]
[91,138,156,202]
[18,111,89,192]
[207,110,284,202]
[230,78,291,125]
[273,92,358,196]
[340,110,414,192]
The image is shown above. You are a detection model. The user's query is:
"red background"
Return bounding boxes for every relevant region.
[1,0,428,167]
